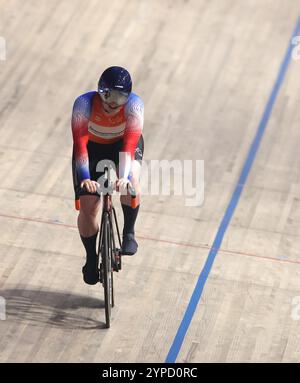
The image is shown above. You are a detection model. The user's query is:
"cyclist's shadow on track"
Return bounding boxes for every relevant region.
[2,287,107,330]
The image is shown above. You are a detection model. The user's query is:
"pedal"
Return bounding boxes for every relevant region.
[112,258,119,272]
[116,249,122,271]
[112,249,122,272]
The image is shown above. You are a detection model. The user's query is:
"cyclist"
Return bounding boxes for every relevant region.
[71,66,144,285]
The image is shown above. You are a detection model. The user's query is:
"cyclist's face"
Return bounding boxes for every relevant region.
[101,99,122,114]
[106,101,119,109]
[98,88,129,112]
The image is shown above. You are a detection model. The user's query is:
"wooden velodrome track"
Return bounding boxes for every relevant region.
[1,0,300,363]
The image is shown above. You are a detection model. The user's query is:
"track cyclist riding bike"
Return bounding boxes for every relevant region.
[71,66,144,285]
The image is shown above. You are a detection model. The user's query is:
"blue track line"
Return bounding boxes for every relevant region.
[165,16,300,363]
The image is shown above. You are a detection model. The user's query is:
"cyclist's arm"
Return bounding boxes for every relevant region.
[120,95,144,179]
[71,94,92,183]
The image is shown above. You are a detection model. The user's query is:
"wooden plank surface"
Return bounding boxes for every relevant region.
[0,0,300,362]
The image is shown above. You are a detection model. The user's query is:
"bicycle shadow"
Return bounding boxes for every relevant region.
[1,287,107,330]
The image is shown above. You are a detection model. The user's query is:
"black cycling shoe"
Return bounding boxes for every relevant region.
[121,233,138,255]
[82,258,99,285]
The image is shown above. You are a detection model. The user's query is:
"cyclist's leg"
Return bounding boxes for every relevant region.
[78,195,100,237]
[118,136,144,255]
[78,195,101,285]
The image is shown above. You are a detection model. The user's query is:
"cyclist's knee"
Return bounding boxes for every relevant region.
[79,195,100,218]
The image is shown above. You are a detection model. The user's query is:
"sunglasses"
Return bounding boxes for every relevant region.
[98,87,130,106]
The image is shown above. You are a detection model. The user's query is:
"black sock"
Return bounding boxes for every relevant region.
[121,204,140,236]
[80,232,98,260]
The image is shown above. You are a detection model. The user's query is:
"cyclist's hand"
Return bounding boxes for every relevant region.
[116,178,129,195]
[80,179,99,194]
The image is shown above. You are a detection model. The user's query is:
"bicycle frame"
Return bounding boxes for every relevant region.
[99,192,122,272]
[98,180,127,327]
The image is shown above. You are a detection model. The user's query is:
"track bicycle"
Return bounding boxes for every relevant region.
[81,166,136,328]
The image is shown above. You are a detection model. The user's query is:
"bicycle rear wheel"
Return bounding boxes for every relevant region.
[102,212,113,328]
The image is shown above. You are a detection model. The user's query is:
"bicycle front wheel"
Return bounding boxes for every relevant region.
[102,212,113,328]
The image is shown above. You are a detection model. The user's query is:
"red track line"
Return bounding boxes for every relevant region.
[218,248,300,265]
[1,212,300,266]
[136,233,211,250]
[0,212,76,229]
[137,233,300,265]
